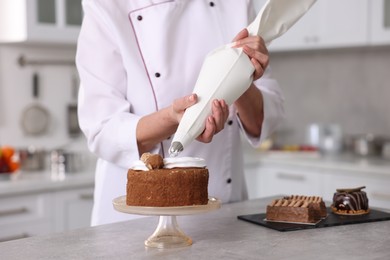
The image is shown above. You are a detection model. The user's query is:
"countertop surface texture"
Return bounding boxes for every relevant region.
[0,196,389,260]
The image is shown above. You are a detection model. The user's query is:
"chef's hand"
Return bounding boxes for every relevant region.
[196,99,229,143]
[170,94,229,143]
[232,29,269,81]
[170,93,198,123]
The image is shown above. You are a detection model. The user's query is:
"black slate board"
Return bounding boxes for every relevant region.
[237,208,390,232]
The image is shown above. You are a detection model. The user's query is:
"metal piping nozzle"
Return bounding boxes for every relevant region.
[169,142,183,157]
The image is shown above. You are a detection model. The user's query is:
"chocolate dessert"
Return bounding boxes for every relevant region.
[266,195,326,223]
[284,195,327,218]
[331,186,369,215]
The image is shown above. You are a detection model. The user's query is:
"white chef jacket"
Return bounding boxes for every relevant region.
[76,0,284,226]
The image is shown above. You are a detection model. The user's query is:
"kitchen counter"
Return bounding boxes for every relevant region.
[0,169,95,197]
[1,197,389,260]
[244,150,390,177]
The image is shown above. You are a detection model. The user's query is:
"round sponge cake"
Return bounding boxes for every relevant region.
[126,154,209,207]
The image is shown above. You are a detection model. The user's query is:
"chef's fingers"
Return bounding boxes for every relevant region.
[233,36,267,54]
[196,99,229,142]
[211,99,229,134]
[172,93,197,112]
[196,116,216,143]
[243,46,269,78]
[232,28,249,43]
[171,93,197,123]
[250,58,264,81]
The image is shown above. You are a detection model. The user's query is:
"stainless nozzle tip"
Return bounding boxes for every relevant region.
[169,142,183,157]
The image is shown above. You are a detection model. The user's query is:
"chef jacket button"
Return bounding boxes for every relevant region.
[227,120,233,126]
[137,15,143,21]
[209,2,215,7]
[226,178,232,184]
[155,72,161,78]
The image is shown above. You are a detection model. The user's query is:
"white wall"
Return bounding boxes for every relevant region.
[270,47,390,145]
[0,44,89,155]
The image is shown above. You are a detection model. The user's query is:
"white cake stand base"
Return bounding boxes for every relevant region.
[112,196,221,249]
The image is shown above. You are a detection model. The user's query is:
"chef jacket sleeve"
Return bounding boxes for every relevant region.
[76,1,140,168]
[237,66,285,148]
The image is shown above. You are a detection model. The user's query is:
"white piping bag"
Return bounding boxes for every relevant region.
[169,0,317,156]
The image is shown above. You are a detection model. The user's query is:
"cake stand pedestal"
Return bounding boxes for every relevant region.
[112,196,221,249]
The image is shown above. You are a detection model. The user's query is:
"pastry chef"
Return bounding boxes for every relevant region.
[76,0,285,226]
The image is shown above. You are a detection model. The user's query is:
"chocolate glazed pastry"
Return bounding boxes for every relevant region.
[331,186,369,215]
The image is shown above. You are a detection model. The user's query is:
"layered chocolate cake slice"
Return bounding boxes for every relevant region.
[266,195,327,224]
[284,195,327,218]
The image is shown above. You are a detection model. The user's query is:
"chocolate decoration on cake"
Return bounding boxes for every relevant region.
[331,186,369,215]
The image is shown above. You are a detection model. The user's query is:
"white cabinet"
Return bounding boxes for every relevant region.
[0,193,53,242]
[0,186,94,242]
[245,163,324,199]
[0,0,82,44]
[369,0,390,44]
[269,0,369,51]
[54,187,94,232]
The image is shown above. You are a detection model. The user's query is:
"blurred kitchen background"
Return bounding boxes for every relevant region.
[1,0,390,242]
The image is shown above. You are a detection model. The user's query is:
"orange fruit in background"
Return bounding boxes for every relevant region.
[1,146,15,160]
[8,160,20,172]
[0,146,20,173]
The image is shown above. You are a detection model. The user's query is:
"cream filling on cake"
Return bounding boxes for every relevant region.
[163,157,206,169]
[130,157,206,171]
[130,160,149,171]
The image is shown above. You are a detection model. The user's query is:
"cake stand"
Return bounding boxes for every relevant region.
[112,196,221,249]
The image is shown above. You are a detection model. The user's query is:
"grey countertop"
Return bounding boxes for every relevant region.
[244,150,390,176]
[0,170,95,197]
[0,154,97,197]
[0,196,389,260]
